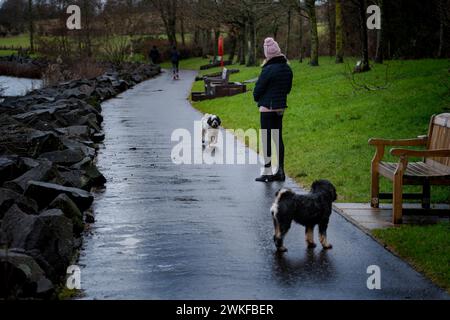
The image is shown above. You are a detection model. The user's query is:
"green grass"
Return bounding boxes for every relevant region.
[0,34,30,48]
[373,222,450,292]
[0,49,18,56]
[190,56,450,203]
[161,57,224,71]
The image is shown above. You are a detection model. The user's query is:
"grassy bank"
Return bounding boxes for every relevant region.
[0,34,30,48]
[373,222,450,292]
[186,57,450,203]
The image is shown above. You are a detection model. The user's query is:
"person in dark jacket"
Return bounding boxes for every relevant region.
[149,45,161,65]
[170,46,180,80]
[254,37,293,182]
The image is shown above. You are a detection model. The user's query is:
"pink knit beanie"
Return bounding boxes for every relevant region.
[264,37,282,60]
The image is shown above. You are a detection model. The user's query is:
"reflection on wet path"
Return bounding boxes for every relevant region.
[78,70,448,300]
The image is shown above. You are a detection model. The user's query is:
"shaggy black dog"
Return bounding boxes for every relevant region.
[270,180,337,252]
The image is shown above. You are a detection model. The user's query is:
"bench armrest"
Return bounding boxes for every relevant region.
[390,148,450,158]
[368,137,428,147]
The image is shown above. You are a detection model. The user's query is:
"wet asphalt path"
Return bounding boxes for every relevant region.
[78,70,448,300]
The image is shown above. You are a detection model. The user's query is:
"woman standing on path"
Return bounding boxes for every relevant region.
[254,38,293,183]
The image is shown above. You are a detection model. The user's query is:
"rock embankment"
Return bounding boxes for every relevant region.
[0,63,161,299]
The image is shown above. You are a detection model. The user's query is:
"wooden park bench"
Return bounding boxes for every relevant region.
[369,113,450,224]
[204,67,230,96]
[191,68,246,101]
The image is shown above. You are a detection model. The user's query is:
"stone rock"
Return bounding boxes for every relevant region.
[25,181,94,211]
[38,148,85,166]
[3,160,56,193]
[0,249,54,299]
[57,168,90,190]
[1,205,74,281]
[48,194,84,235]
[0,188,38,218]
[13,109,54,123]
[28,131,64,157]
[37,209,74,277]
[71,157,106,187]
[21,157,41,170]
[85,211,95,223]
[0,156,24,182]
[55,125,90,139]
[1,204,39,248]
[61,138,96,159]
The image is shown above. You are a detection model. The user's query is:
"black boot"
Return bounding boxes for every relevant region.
[273,168,286,182]
[255,175,274,183]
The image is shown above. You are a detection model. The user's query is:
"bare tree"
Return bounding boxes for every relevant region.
[149,0,178,46]
[28,0,34,52]
[305,0,319,66]
[325,0,335,57]
[437,0,449,58]
[335,0,344,63]
[374,0,384,63]
[355,0,370,72]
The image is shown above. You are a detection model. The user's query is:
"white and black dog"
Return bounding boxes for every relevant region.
[201,113,221,148]
[271,180,337,252]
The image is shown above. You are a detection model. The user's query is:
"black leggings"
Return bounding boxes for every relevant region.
[172,62,179,74]
[260,112,285,170]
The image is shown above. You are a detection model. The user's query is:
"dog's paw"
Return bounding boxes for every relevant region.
[277,246,288,253]
[322,244,333,250]
[307,242,317,249]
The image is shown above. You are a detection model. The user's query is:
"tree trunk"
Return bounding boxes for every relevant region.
[357,0,370,71]
[326,0,334,57]
[246,16,257,66]
[437,0,446,58]
[285,8,292,58]
[228,31,237,63]
[201,29,209,58]
[180,15,186,47]
[82,0,92,57]
[213,30,220,60]
[306,0,319,66]
[298,10,303,63]
[239,23,246,65]
[28,0,34,53]
[194,27,199,44]
[375,0,384,63]
[335,0,344,63]
[167,18,177,47]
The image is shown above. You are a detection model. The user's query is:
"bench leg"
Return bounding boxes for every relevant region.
[371,166,380,208]
[392,175,403,224]
[422,180,431,209]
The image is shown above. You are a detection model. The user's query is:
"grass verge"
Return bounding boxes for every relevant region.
[187,56,450,203]
[373,222,450,293]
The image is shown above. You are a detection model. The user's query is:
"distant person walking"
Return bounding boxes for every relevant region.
[170,46,180,80]
[254,37,293,183]
[149,45,161,65]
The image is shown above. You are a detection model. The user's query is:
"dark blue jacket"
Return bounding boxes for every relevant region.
[253,56,293,109]
[170,49,180,64]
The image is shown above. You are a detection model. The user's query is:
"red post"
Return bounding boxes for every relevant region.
[218,36,224,67]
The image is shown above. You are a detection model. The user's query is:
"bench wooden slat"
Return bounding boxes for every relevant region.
[370,113,450,224]
[379,161,450,178]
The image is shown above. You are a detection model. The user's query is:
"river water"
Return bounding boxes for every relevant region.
[0,75,43,97]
